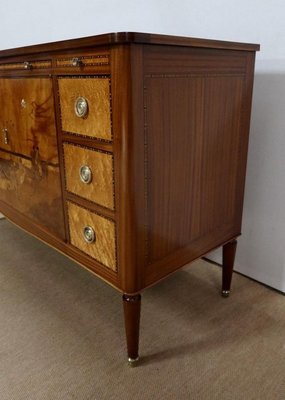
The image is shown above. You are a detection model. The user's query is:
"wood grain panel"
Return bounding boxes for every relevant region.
[63,142,114,210]
[0,150,65,238]
[144,73,245,265]
[144,46,247,75]
[0,78,58,164]
[67,201,116,271]
[200,76,244,233]
[58,77,112,140]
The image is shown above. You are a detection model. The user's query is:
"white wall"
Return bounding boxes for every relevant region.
[0,0,285,291]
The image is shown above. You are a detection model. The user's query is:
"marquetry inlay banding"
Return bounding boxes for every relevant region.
[67,201,117,271]
[56,55,109,68]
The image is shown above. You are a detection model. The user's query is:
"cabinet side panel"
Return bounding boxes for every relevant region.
[143,46,253,284]
[144,75,205,262]
[200,76,244,236]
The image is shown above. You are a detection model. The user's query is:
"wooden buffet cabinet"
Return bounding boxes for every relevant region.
[0,32,259,364]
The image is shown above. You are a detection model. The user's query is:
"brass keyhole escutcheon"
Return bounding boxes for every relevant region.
[2,128,9,145]
[21,99,27,108]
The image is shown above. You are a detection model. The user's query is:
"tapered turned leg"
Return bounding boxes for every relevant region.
[122,294,141,366]
[222,239,237,297]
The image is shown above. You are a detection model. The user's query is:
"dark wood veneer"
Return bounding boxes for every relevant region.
[0,33,259,363]
[123,294,141,362]
[0,32,259,59]
[222,239,238,296]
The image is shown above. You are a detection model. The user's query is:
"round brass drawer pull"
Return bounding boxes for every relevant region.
[74,96,88,118]
[79,165,92,184]
[83,226,96,244]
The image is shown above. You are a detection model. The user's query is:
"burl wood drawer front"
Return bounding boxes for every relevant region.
[67,202,116,271]
[63,143,114,210]
[58,77,112,141]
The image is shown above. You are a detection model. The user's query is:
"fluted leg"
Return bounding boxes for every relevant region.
[122,293,141,365]
[222,239,237,297]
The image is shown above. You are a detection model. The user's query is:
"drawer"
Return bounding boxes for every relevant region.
[0,78,58,164]
[58,77,112,141]
[63,143,114,210]
[67,202,116,271]
[56,54,109,68]
[0,60,51,72]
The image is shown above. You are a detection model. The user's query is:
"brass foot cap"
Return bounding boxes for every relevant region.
[221,290,230,298]
[128,357,139,367]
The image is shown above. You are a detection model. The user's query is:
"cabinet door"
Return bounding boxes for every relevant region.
[0,78,58,164]
[0,78,65,239]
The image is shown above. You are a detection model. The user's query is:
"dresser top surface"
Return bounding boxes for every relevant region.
[0,32,260,59]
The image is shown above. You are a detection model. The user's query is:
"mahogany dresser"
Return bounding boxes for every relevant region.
[0,32,259,364]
